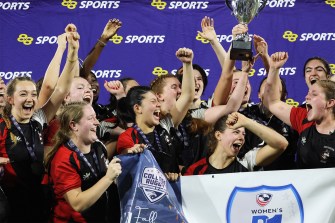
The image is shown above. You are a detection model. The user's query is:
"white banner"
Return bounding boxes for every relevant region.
[180,168,335,223]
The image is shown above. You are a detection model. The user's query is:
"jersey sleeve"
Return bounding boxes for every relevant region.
[116,128,136,154]
[32,109,48,127]
[290,107,308,134]
[50,148,81,197]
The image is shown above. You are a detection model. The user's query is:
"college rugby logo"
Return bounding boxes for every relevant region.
[139,167,167,203]
[226,185,304,223]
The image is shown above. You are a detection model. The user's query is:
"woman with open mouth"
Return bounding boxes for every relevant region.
[0,25,79,222]
[264,51,335,169]
[117,47,195,181]
[184,112,288,175]
[45,102,121,223]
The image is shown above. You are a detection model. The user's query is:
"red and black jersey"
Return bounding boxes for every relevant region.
[290,107,335,168]
[50,140,113,223]
[184,156,249,175]
[0,117,47,221]
[117,126,180,174]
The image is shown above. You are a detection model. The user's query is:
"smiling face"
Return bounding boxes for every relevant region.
[74,104,99,145]
[304,59,328,88]
[87,72,100,102]
[9,80,38,123]
[305,82,332,122]
[135,91,161,127]
[216,126,246,157]
[65,77,93,104]
[156,77,181,114]
[194,69,204,101]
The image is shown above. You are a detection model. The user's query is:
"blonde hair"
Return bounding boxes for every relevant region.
[45,101,88,169]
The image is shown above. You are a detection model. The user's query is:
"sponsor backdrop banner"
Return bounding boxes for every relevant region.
[0,0,334,105]
[180,168,335,223]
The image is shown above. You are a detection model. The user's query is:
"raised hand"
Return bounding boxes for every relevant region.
[197,16,217,43]
[65,23,77,33]
[104,80,125,98]
[226,112,248,129]
[176,47,193,64]
[66,31,80,50]
[253,34,268,56]
[232,24,248,39]
[270,52,289,69]
[101,18,122,41]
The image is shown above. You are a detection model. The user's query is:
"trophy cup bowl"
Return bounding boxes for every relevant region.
[225,0,267,61]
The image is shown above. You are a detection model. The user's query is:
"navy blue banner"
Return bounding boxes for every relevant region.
[116,150,187,223]
[0,0,334,105]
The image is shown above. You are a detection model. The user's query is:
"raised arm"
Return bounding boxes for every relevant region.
[80,19,122,78]
[210,24,248,106]
[198,16,228,70]
[37,33,67,109]
[171,48,195,126]
[64,158,121,212]
[227,112,288,166]
[42,25,80,123]
[104,80,126,100]
[253,34,271,74]
[263,52,293,126]
[203,67,249,124]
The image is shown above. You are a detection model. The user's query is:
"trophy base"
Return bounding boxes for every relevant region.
[230,40,253,61]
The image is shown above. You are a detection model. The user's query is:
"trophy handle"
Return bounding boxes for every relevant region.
[257,0,268,15]
[225,0,233,11]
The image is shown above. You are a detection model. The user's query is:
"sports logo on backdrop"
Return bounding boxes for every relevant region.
[325,0,335,8]
[249,69,256,77]
[151,0,209,10]
[283,31,298,42]
[227,185,304,223]
[138,167,167,203]
[250,67,296,76]
[266,0,295,8]
[151,0,167,10]
[17,34,34,45]
[286,98,299,107]
[0,2,30,10]
[62,0,77,9]
[196,33,236,44]
[196,33,209,44]
[110,34,123,44]
[153,67,168,76]
[0,71,32,80]
[330,64,335,75]
[108,34,164,44]
[283,30,335,42]
[61,0,120,9]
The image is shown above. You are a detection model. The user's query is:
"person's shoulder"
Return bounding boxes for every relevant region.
[53,144,73,161]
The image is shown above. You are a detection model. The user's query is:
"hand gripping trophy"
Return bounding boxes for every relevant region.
[226,0,267,61]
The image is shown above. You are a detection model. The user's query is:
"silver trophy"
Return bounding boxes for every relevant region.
[226,0,267,61]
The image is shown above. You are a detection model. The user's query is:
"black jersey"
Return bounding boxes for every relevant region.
[291,107,335,168]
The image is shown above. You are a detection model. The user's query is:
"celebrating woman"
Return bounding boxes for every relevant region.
[46,102,121,222]
[184,112,288,175]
